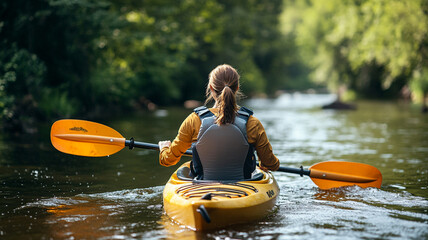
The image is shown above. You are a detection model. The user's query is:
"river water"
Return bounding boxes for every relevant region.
[0,94,427,239]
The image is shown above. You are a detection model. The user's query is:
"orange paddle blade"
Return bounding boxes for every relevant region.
[309,161,382,189]
[50,119,126,157]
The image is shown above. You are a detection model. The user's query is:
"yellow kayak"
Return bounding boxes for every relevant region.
[163,161,280,231]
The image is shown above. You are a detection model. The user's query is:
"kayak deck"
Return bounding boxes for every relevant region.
[163,161,279,231]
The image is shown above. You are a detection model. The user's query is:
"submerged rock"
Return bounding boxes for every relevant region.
[321,100,357,110]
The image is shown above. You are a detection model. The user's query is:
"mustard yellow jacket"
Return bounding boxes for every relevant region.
[159,108,279,171]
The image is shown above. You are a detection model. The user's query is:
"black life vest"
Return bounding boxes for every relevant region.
[191,106,256,180]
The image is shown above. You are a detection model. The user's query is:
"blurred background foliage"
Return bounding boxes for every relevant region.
[282,0,428,101]
[0,0,427,132]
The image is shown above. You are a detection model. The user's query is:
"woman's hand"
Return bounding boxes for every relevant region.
[158,140,171,150]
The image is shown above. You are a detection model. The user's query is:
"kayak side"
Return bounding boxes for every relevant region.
[163,161,280,231]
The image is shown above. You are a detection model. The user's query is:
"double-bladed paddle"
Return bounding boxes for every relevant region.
[50,119,382,189]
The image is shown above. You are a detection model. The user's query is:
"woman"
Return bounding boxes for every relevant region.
[158,64,279,180]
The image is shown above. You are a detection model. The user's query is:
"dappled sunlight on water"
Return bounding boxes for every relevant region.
[1,94,427,239]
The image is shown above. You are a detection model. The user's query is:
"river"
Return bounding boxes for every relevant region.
[0,94,427,239]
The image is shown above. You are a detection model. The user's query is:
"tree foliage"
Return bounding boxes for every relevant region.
[1,0,294,131]
[2,0,427,132]
[282,0,428,100]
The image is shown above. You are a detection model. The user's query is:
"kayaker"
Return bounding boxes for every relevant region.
[158,64,279,180]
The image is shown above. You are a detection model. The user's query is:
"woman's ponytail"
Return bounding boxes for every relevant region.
[205,64,242,125]
[216,86,237,125]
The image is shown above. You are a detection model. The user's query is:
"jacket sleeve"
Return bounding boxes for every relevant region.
[159,113,200,166]
[246,116,280,171]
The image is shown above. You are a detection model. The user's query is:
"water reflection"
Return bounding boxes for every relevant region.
[45,198,117,239]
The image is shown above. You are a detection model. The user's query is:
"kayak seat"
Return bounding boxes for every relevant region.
[176,166,264,182]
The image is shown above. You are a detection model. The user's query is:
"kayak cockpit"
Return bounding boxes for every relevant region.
[176,165,265,182]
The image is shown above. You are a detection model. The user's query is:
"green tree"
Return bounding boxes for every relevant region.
[1,0,293,132]
[0,0,121,130]
[282,0,428,101]
[0,43,46,131]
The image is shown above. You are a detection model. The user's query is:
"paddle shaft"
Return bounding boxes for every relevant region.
[125,139,193,156]
[277,166,310,176]
[123,143,375,184]
[50,120,382,189]
[131,145,354,182]
[53,132,375,184]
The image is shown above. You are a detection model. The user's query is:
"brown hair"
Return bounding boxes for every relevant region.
[205,64,242,125]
